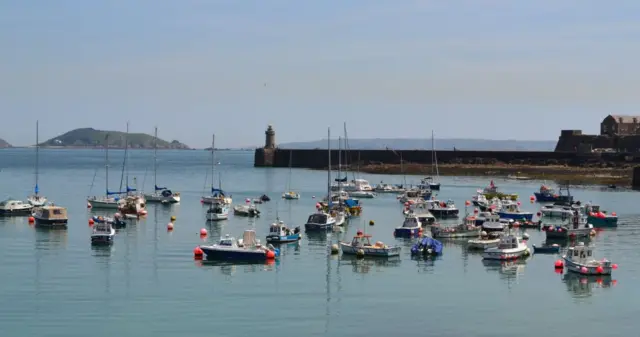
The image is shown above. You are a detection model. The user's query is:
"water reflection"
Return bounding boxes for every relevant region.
[482,259,527,283]
[562,272,614,298]
[34,226,68,250]
[198,260,278,274]
[338,255,401,274]
[91,243,114,257]
[411,254,440,274]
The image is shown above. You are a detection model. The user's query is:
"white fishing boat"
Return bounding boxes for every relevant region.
[544,211,594,240]
[340,230,400,257]
[402,201,436,224]
[91,221,116,245]
[374,183,404,193]
[472,190,489,209]
[398,189,427,204]
[33,205,68,228]
[482,231,530,260]
[349,190,376,198]
[144,127,181,203]
[0,198,34,216]
[206,201,229,221]
[563,242,615,275]
[431,217,482,239]
[481,214,509,232]
[266,220,301,244]
[468,232,501,250]
[427,199,459,218]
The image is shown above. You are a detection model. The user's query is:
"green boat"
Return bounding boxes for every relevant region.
[585,203,618,228]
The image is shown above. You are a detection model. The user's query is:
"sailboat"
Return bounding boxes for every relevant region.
[27,121,47,206]
[88,133,122,209]
[117,123,146,217]
[282,150,300,200]
[305,128,338,232]
[201,134,232,205]
[144,127,180,204]
[424,130,441,191]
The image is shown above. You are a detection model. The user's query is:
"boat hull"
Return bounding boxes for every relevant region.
[587,216,618,228]
[91,235,114,245]
[266,234,301,243]
[497,212,533,221]
[339,243,400,257]
[206,213,229,221]
[34,217,68,228]
[467,239,500,250]
[282,194,300,200]
[0,208,33,216]
[393,226,421,237]
[541,209,573,218]
[481,224,505,233]
[563,256,612,275]
[88,199,120,209]
[532,245,560,254]
[545,227,592,240]
[145,194,180,203]
[534,193,573,203]
[432,227,481,239]
[482,247,529,260]
[305,223,333,231]
[200,246,268,261]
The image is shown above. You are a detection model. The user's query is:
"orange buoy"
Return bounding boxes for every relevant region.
[167,222,174,231]
[28,216,35,223]
[596,266,604,274]
[200,228,208,236]
[266,250,275,259]
[554,260,564,269]
[88,218,95,225]
[193,246,204,259]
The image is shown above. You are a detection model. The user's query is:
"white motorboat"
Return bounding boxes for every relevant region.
[540,202,581,218]
[431,217,482,239]
[91,221,116,245]
[482,231,530,260]
[468,236,501,250]
[340,230,400,257]
[426,199,459,218]
[481,214,510,232]
[118,195,146,217]
[0,198,34,216]
[394,214,423,237]
[233,203,261,217]
[206,202,230,221]
[33,205,68,228]
[403,201,436,224]
[145,127,181,204]
[199,231,279,261]
[374,183,405,193]
[282,191,300,200]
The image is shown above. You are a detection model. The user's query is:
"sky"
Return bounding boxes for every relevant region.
[2,0,640,148]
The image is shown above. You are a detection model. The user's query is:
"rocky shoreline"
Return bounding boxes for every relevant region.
[355,163,630,186]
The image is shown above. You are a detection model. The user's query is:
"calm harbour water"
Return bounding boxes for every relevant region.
[0,148,639,337]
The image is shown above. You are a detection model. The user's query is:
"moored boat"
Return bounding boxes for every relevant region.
[33,205,68,228]
[431,217,482,239]
[282,191,300,200]
[340,230,400,257]
[534,185,573,203]
[563,242,615,275]
[532,243,560,254]
[468,234,501,250]
[584,203,618,228]
[266,221,301,244]
[394,214,423,237]
[0,198,34,216]
[544,211,594,240]
[348,190,376,198]
[144,128,181,204]
[427,199,459,218]
[199,230,280,261]
[402,201,436,224]
[304,211,336,231]
[91,221,116,245]
[206,202,230,221]
[497,202,533,221]
[410,236,443,256]
[482,231,530,260]
[233,203,261,217]
[481,214,509,232]
[91,213,127,229]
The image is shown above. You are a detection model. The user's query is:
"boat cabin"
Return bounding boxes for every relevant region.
[402,215,420,228]
[501,203,521,213]
[307,212,329,224]
[565,242,595,264]
[465,217,477,227]
[349,231,378,247]
[218,235,237,247]
[34,206,68,220]
[93,222,113,233]
[0,199,30,208]
[497,235,520,250]
[403,189,421,199]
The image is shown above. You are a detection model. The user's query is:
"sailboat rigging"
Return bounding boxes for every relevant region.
[27,120,47,206]
[282,150,300,200]
[144,127,181,203]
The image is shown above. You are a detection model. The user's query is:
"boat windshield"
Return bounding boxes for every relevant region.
[403,217,418,227]
[269,225,281,233]
[498,236,518,249]
[307,213,327,224]
[219,238,234,246]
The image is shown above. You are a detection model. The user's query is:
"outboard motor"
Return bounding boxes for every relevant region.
[261,194,271,202]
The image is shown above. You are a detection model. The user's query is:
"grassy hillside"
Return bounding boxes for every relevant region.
[278,138,557,151]
[40,128,189,149]
[0,138,11,148]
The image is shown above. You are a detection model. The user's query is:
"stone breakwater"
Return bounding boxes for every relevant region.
[255,148,637,186]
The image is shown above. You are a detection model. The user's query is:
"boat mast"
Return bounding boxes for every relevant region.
[35,120,39,197]
[211,134,215,193]
[153,127,158,191]
[432,130,439,180]
[338,136,342,191]
[105,133,110,198]
[327,128,331,212]
[125,122,130,195]
[287,150,293,191]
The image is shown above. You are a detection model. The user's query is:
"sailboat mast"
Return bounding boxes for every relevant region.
[125,122,130,194]
[153,127,158,190]
[35,120,39,196]
[327,128,331,209]
[211,134,215,192]
[433,131,439,178]
[338,136,342,190]
[287,150,293,191]
[105,133,110,198]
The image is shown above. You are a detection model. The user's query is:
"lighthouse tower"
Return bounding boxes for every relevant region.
[265,125,276,148]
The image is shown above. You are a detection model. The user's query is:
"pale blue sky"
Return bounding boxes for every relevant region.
[2,0,640,148]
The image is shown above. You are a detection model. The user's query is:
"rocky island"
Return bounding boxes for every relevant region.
[40,128,190,149]
[0,138,12,148]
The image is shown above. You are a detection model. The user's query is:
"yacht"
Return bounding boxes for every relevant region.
[87,133,122,209]
[145,128,180,203]
[0,199,34,216]
[374,183,405,193]
[27,121,48,207]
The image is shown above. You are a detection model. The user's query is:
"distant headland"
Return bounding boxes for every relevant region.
[38,128,190,149]
[0,138,11,148]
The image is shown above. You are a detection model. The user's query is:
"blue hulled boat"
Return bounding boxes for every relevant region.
[534,185,573,203]
[266,220,301,244]
[410,237,443,256]
[497,203,533,221]
[394,214,422,237]
[199,230,280,262]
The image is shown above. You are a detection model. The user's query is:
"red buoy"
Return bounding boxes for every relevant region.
[612,263,618,269]
[200,228,208,236]
[554,260,564,268]
[266,250,275,259]
[596,266,604,274]
[167,222,174,231]
[193,246,204,259]
[28,217,35,223]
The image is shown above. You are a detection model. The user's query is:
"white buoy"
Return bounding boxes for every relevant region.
[522,232,530,240]
[330,244,339,254]
[356,249,365,258]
